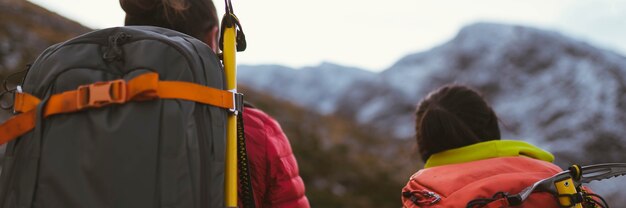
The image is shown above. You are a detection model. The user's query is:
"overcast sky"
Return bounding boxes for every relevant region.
[28,0,626,72]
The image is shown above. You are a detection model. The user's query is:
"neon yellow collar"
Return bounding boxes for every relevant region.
[424,140,554,168]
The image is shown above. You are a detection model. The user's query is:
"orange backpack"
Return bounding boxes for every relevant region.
[402,157,562,208]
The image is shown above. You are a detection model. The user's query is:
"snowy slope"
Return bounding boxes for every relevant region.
[380,22,626,165]
[238,62,376,114]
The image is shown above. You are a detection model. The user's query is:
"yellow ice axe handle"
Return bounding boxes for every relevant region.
[554,177,582,208]
[223,24,238,208]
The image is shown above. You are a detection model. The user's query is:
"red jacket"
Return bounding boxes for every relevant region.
[241,107,309,208]
[402,156,561,208]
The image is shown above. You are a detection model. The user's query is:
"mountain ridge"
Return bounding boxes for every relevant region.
[240,22,626,150]
[239,22,626,202]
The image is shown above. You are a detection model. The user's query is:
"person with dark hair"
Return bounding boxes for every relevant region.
[401,84,563,207]
[119,0,310,207]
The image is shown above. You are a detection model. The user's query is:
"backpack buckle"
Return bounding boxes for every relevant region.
[403,190,441,206]
[77,79,127,110]
[227,90,244,115]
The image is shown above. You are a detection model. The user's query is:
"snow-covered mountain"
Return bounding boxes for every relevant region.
[240,22,626,201]
[238,62,376,114]
[382,22,626,164]
[240,22,626,165]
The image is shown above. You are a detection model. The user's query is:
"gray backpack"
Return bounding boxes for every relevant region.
[0,26,232,208]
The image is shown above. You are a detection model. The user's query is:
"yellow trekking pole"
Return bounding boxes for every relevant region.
[220,0,247,207]
[223,21,238,208]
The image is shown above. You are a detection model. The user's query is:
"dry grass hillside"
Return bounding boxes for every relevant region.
[0,0,89,119]
[240,85,418,207]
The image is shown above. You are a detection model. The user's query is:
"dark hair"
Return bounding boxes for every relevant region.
[120,0,218,39]
[415,84,500,161]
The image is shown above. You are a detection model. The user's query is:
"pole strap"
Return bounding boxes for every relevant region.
[237,111,256,208]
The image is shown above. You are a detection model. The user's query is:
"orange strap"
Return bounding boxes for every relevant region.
[0,110,36,145]
[0,72,237,145]
[14,92,40,113]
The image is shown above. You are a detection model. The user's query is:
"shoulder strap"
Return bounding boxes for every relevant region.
[243,102,256,109]
[237,112,256,208]
[0,72,240,145]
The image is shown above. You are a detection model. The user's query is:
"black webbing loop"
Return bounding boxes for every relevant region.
[402,191,421,205]
[225,0,234,14]
[466,192,512,208]
[0,89,15,110]
[402,191,422,206]
[0,68,28,110]
[568,164,582,182]
[584,192,609,208]
[557,192,584,206]
[219,0,247,52]
[237,110,256,208]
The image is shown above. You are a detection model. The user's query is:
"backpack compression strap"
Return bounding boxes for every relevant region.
[0,72,242,145]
